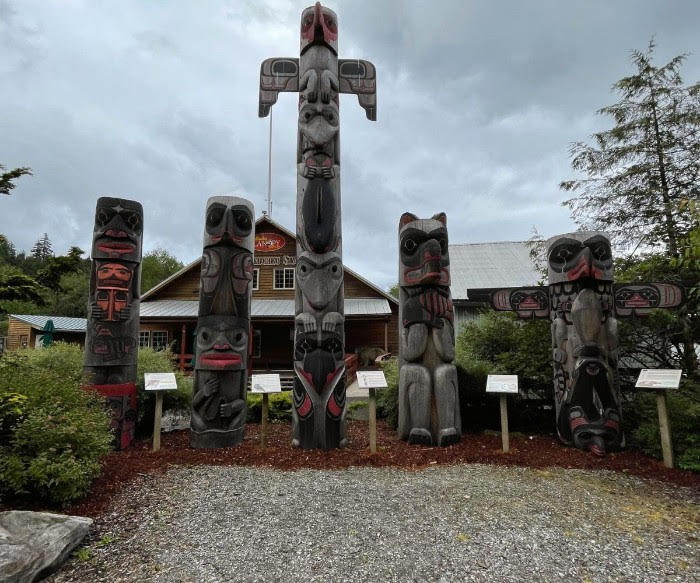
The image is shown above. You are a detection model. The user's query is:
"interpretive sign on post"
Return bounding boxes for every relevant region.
[251,374,282,393]
[485,375,519,394]
[251,374,282,448]
[636,369,682,469]
[357,370,388,454]
[635,369,682,390]
[485,375,518,453]
[145,373,178,453]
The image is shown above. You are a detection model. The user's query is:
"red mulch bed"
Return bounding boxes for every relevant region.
[56,420,699,518]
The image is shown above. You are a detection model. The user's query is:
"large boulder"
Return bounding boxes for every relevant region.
[0,511,92,583]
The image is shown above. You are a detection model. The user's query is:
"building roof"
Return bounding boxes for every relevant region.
[142,215,398,306]
[449,241,542,301]
[10,314,87,332]
[141,298,391,319]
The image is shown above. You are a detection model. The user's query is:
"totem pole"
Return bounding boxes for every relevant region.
[398,213,461,447]
[84,197,143,449]
[259,2,377,449]
[191,196,255,449]
[491,232,684,456]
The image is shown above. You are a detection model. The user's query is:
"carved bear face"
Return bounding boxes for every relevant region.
[398,212,451,288]
[92,197,143,262]
[203,196,254,251]
[547,232,613,285]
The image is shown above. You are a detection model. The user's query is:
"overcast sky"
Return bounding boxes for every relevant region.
[2,0,699,290]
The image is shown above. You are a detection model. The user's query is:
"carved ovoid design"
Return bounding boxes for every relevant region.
[84,197,143,386]
[259,2,376,449]
[490,232,684,457]
[191,196,254,449]
[398,213,461,447]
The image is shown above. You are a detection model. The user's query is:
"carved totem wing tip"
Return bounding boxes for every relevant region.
[338,58,377,121]
[258,57,300,118]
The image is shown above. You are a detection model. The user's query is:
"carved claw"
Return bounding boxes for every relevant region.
[220,399,245,418]
[203,376,219,397]
[119,307,131,321]
[321,312,343,333]
[296,312,317,333]
[90,305,104,320]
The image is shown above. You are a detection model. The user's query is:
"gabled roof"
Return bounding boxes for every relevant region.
[449,241,542,301]
[10,314,87,332]
[142,214,398,306]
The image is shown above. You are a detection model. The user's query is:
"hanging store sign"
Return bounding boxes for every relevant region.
[255,233,286,253]
[253,255,297,266]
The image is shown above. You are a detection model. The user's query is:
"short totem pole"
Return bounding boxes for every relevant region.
[491,232,684,456]
[259,2,377,448]
[398,213,461,447]
[84,197,143,448]
[191,196,255,449]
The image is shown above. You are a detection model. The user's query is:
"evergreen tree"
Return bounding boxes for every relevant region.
[560,40,700,258]
[0,164,31,195]
[140,249,184,294]
[30,233,53,261]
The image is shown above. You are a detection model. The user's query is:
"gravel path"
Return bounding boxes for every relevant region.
[49,465,698,583]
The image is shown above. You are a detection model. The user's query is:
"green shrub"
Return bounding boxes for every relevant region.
[377,358,399,427]
[0,346,112,506]
[246,391,292,423]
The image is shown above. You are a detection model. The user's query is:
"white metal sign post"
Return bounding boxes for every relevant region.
[251,374,282,448]
[357,370,388,453]
[144,373,178,452]
[636,369,682,468]
[486,375,519,453]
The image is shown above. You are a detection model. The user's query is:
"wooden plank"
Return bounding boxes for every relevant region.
[500,394,510,453]
[369,387,377,454]
[152,391,164,452]
[261,392,269,449]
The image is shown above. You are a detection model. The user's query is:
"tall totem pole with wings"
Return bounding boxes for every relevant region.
[259,2,377,448]
[491,232,684,456]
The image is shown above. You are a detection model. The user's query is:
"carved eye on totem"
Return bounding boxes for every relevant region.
[401,238,418,254]
[322,106,338,125]
[548,239,581,272]
[232,209,252,235]
[123,212,141,233]
[96,209,114,227]
[199,328,211,344]
[589,242,611,261]
[206,204,226,228]
[324,15,336,33]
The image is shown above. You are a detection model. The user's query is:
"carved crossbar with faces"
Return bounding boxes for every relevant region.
[489,232,684,456]
[84,197,143,386]
[191,196,254,449]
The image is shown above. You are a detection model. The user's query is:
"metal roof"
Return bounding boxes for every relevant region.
[10,314,87,332]
[449,242,542,301]
[140,298,392,319]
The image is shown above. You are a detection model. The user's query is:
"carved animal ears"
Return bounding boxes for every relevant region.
[432,212,447,226]
[399,213,418,228]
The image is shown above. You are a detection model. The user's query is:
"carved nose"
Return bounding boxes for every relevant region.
[213,343,230,350]
[106,229,127,238]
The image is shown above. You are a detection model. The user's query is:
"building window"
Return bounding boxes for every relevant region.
[252,268,259,291]
[252,329,262,359]
[273,267,295,289]
[139,331,150,348]
[20,335,28,348]
[151,330,168,351]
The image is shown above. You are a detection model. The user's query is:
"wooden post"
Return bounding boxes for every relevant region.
[152,391,164,452]
[499,394,509,453]
[656,390,674,468]
[383,319,388,353]
[369,387,377,454]
[179,324,186,372]
[261,392,269,449]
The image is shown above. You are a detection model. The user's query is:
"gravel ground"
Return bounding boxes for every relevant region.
[49,464,699,583]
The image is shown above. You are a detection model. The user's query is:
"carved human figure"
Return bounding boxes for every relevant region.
[84,197,143,385]
[398,212,461,447]
[259,2,376,448]
[191,196,254,449]
[547,232,621,455]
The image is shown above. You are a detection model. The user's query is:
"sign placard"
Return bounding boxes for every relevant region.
[251,374,282,393]
[357,370,388,389]
[144,372,178,391]
[486,374,519,394]
[635,369,682,390]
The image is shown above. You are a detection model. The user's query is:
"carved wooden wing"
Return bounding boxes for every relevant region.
[258,58,300,117]
[613,282,684,318]
[490,287,550,320]
[337,59,377,120]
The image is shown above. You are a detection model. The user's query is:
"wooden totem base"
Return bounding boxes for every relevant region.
[190,426,245,449]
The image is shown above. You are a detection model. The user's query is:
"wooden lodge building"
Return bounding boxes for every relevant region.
[138,216,399,376]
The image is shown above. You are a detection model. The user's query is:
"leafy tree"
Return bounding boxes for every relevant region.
[30,233,53,262]
[0,165,31,196]
[387,283,399,299]
[35,246,84,292]
[140,248,184,294]
[561,40,700,258]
